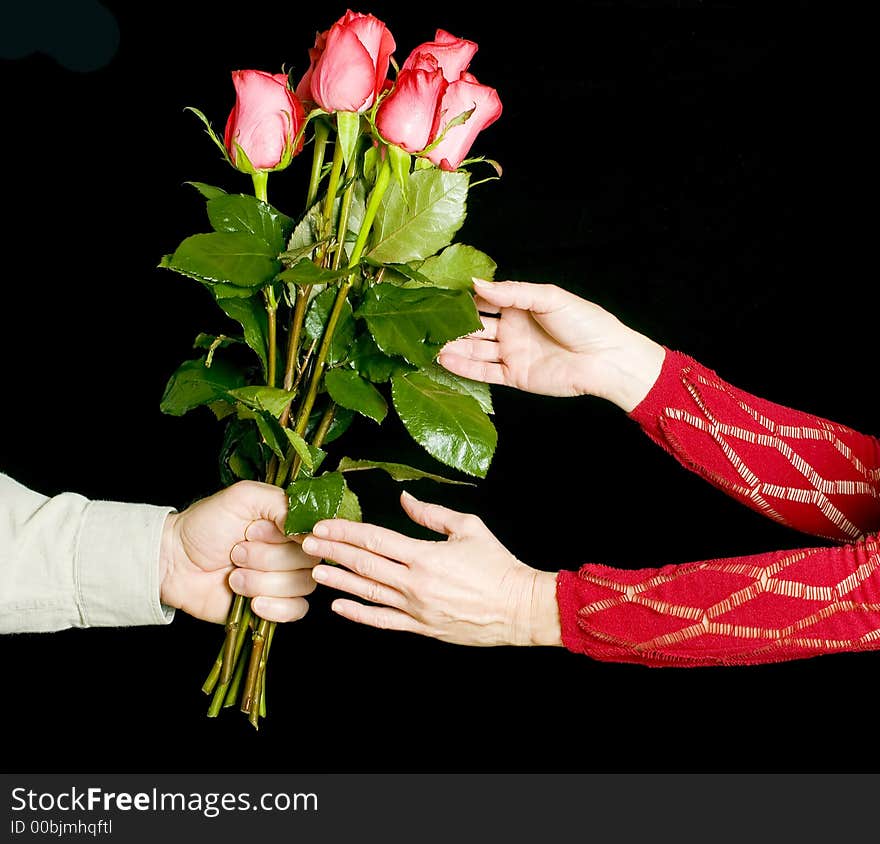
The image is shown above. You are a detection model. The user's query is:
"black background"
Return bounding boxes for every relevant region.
[2,2,874,774]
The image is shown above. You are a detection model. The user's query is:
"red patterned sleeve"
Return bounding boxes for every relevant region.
[555,349,880,666]
[629,349,880,542]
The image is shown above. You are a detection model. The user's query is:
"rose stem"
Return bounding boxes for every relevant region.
[208,602,254,717]
[286,156,391,459]
[306,119,329,209]
[202,642,224,695]
[240,621,267,716]
[276,120,331,435]
[265,288,278,388]
[213,169,276,688]
[244,131,379,721]
[243,402,336,719]
[259,621,276,718]
[272,138,357,487]
[218,593,245,685]
[240,135,344,718]
[255,169,277,390]
[223,634,251,708]
[248,611,276,728]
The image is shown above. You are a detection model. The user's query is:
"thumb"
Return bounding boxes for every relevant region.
[400,490,483,537]
[225,480,290,538]
[472,278,564,314]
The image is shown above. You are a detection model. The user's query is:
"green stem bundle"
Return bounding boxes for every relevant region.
[205,120,392,729]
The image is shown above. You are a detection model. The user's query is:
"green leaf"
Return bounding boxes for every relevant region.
[285,472,346,535]
[336,111,361,172]
[160,357,246,416]
[324,369,388,424]
[276,259,356,286]
[218,297,269,376]
[163,232,279,289]
[421,361,493,414]
[336,457,473,485]
[364,258,433,287]
[186,181,227,199]
[391,371,497,477]
[355,283,481,367]
[254,411,288,459]
[220,419,264,486]
[208,400,236,420]
[350,332,412,383]
[368,169,468,264]
[337,486,362,522]
[184,106,232,164]
[207,279,258,299]
[418,243,497,290]
[227,386,294,418]
[305,287,355,366]
[207,193,293,255]
[283,428,323,473]
[285,200,323,261]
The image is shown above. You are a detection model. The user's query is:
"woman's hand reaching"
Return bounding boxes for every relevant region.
[304,491,562,647]
[439,278,665,412]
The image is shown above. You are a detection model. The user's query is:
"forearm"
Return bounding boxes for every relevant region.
[0,473,175,633]
[556,533,880,667]
[626,349,880,541]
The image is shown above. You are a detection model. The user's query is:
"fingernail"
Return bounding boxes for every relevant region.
[312,566,328,583]
[302,537,318,554]
[230,543,246,564]
[401,490,416,502]
[471,277,490,288]
[313,522,329,537]
[228,570,244,592]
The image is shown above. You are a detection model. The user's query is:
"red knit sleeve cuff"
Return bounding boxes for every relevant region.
[626,348,700,435]
[556,568,590,655]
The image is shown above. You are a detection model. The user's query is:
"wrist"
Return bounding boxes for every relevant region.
[525,570,563,647]
[158,512,182,609]
[594,328,665,413]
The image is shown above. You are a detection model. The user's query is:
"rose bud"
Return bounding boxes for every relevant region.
[401,29,477,83]
[224,70,306,172]
[309,9,396,113]
[375,53,446,154]
[426,72,502,171]
[295,28,327,110]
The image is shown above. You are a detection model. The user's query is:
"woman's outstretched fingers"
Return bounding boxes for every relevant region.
[309,518,421,564]
[441,336,501,362]
[400,491,484,537]
[437,351,507,385]
[331,599,423,633]
[312,564,407,609]
[471,278,562,313]
[303,535,409,589]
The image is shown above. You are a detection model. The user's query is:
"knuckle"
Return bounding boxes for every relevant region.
[352,554,374,579]
[366,581,384,604]
[364,533,384,555]
[460,514,482,533]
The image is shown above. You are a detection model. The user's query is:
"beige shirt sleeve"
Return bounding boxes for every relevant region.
[0,472,176,633]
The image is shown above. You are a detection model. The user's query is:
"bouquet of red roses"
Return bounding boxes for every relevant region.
[159,9,502,728]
